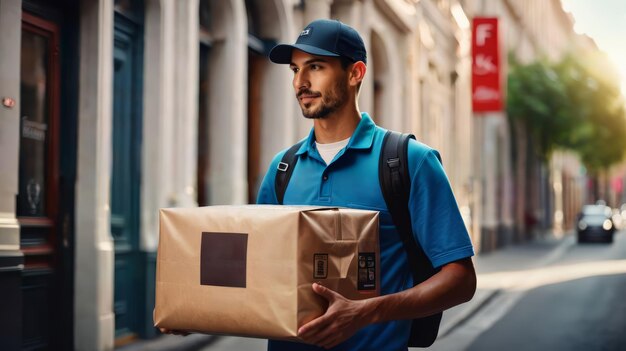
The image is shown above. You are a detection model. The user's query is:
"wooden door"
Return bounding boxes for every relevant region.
[18,12,63,350]
[112,9,144,343]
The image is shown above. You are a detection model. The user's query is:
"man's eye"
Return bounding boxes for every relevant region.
[310,64,320,70]
[291,67,299,73]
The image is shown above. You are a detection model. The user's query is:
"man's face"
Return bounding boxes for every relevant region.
[289,49,349,119]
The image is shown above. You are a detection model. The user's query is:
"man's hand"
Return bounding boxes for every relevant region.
[297,258,476,349]
[158,328,190,336]
[154,309,190,336]
[298,283,372,349]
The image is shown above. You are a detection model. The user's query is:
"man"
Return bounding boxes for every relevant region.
[255,19,476,351]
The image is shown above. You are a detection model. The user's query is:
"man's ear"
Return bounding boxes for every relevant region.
[349,61,366,88]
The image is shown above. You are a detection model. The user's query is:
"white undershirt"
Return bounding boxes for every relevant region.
[315,137,351,165]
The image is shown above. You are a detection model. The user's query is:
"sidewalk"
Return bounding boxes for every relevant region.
[120,232,575,351]
[436,231,575,339]
[116,334,218,351]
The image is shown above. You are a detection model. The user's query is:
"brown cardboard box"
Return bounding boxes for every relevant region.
[154,205,379,341]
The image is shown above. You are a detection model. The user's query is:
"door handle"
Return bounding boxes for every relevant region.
[62,213,70,248]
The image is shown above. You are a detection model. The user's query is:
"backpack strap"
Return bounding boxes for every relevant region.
[275,140,305,204]
[379,130,442,347]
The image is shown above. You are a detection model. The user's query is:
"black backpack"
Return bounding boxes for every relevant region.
[274,130,442,348]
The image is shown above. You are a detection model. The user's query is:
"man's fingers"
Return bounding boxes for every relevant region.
[298,283,338,337]
[312,282,338,302]
[299,283,355,346]
[158,328,189,336]
[304,328,336,348]
[298,313,331,338]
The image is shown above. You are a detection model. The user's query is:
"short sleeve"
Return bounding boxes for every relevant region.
[256,151,285,205]
[407,143,474,268]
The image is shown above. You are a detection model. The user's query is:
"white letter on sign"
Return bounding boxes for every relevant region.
[476,23,493,46]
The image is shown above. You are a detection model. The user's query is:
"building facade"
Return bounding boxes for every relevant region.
[462,0,591,249]
[0,0,592,350]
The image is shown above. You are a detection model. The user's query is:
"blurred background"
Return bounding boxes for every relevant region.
[1,0,625,350]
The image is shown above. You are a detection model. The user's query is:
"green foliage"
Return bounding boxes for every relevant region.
[507,51,626,173]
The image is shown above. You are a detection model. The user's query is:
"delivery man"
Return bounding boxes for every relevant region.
[254,19,477,350]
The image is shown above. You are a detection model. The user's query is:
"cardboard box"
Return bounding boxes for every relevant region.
[154,205,380,341]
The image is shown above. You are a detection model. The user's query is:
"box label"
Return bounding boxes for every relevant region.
[200,232,248,288]
[313,254,328,279]
[358,253,376,290]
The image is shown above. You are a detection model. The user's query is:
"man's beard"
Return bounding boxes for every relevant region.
[297,80,348,119]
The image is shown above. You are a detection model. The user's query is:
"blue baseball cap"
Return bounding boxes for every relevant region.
[269,19,367,65]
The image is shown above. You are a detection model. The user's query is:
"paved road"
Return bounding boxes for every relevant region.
[434,230,626,351]
[202,335,266,350]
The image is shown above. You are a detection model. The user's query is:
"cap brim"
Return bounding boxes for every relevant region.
[269,43,340,64]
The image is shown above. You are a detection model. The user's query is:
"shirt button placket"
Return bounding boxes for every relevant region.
[320,172,331,198]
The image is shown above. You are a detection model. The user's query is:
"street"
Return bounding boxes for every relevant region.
[431,230,626,351]
[195,230,626,351]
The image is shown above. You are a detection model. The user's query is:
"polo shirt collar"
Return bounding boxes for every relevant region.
[295,112,376,156]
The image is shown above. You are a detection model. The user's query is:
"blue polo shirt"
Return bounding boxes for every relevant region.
[256,113,474,351]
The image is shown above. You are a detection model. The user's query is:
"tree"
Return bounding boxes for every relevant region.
[507,52,626,172]
[507,57,572,161]
[557,52,626,173]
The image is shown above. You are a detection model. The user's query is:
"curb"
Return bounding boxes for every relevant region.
[438,288,501,338]
[437,233,575,338]
[116,334,219,351]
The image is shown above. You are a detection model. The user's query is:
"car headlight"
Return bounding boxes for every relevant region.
[603,220,613,230]
[578,221,587,230]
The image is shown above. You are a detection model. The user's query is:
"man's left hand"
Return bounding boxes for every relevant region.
[298,283,371,349]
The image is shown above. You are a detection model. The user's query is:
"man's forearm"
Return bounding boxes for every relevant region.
[362,258,477,324]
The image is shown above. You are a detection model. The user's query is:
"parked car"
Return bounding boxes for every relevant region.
[577,205,615,243]
[612,208,623,230]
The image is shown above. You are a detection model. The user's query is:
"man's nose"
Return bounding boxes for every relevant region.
[294,71,310,91]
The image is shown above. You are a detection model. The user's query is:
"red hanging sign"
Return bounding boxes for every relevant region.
[472,17,502,112]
